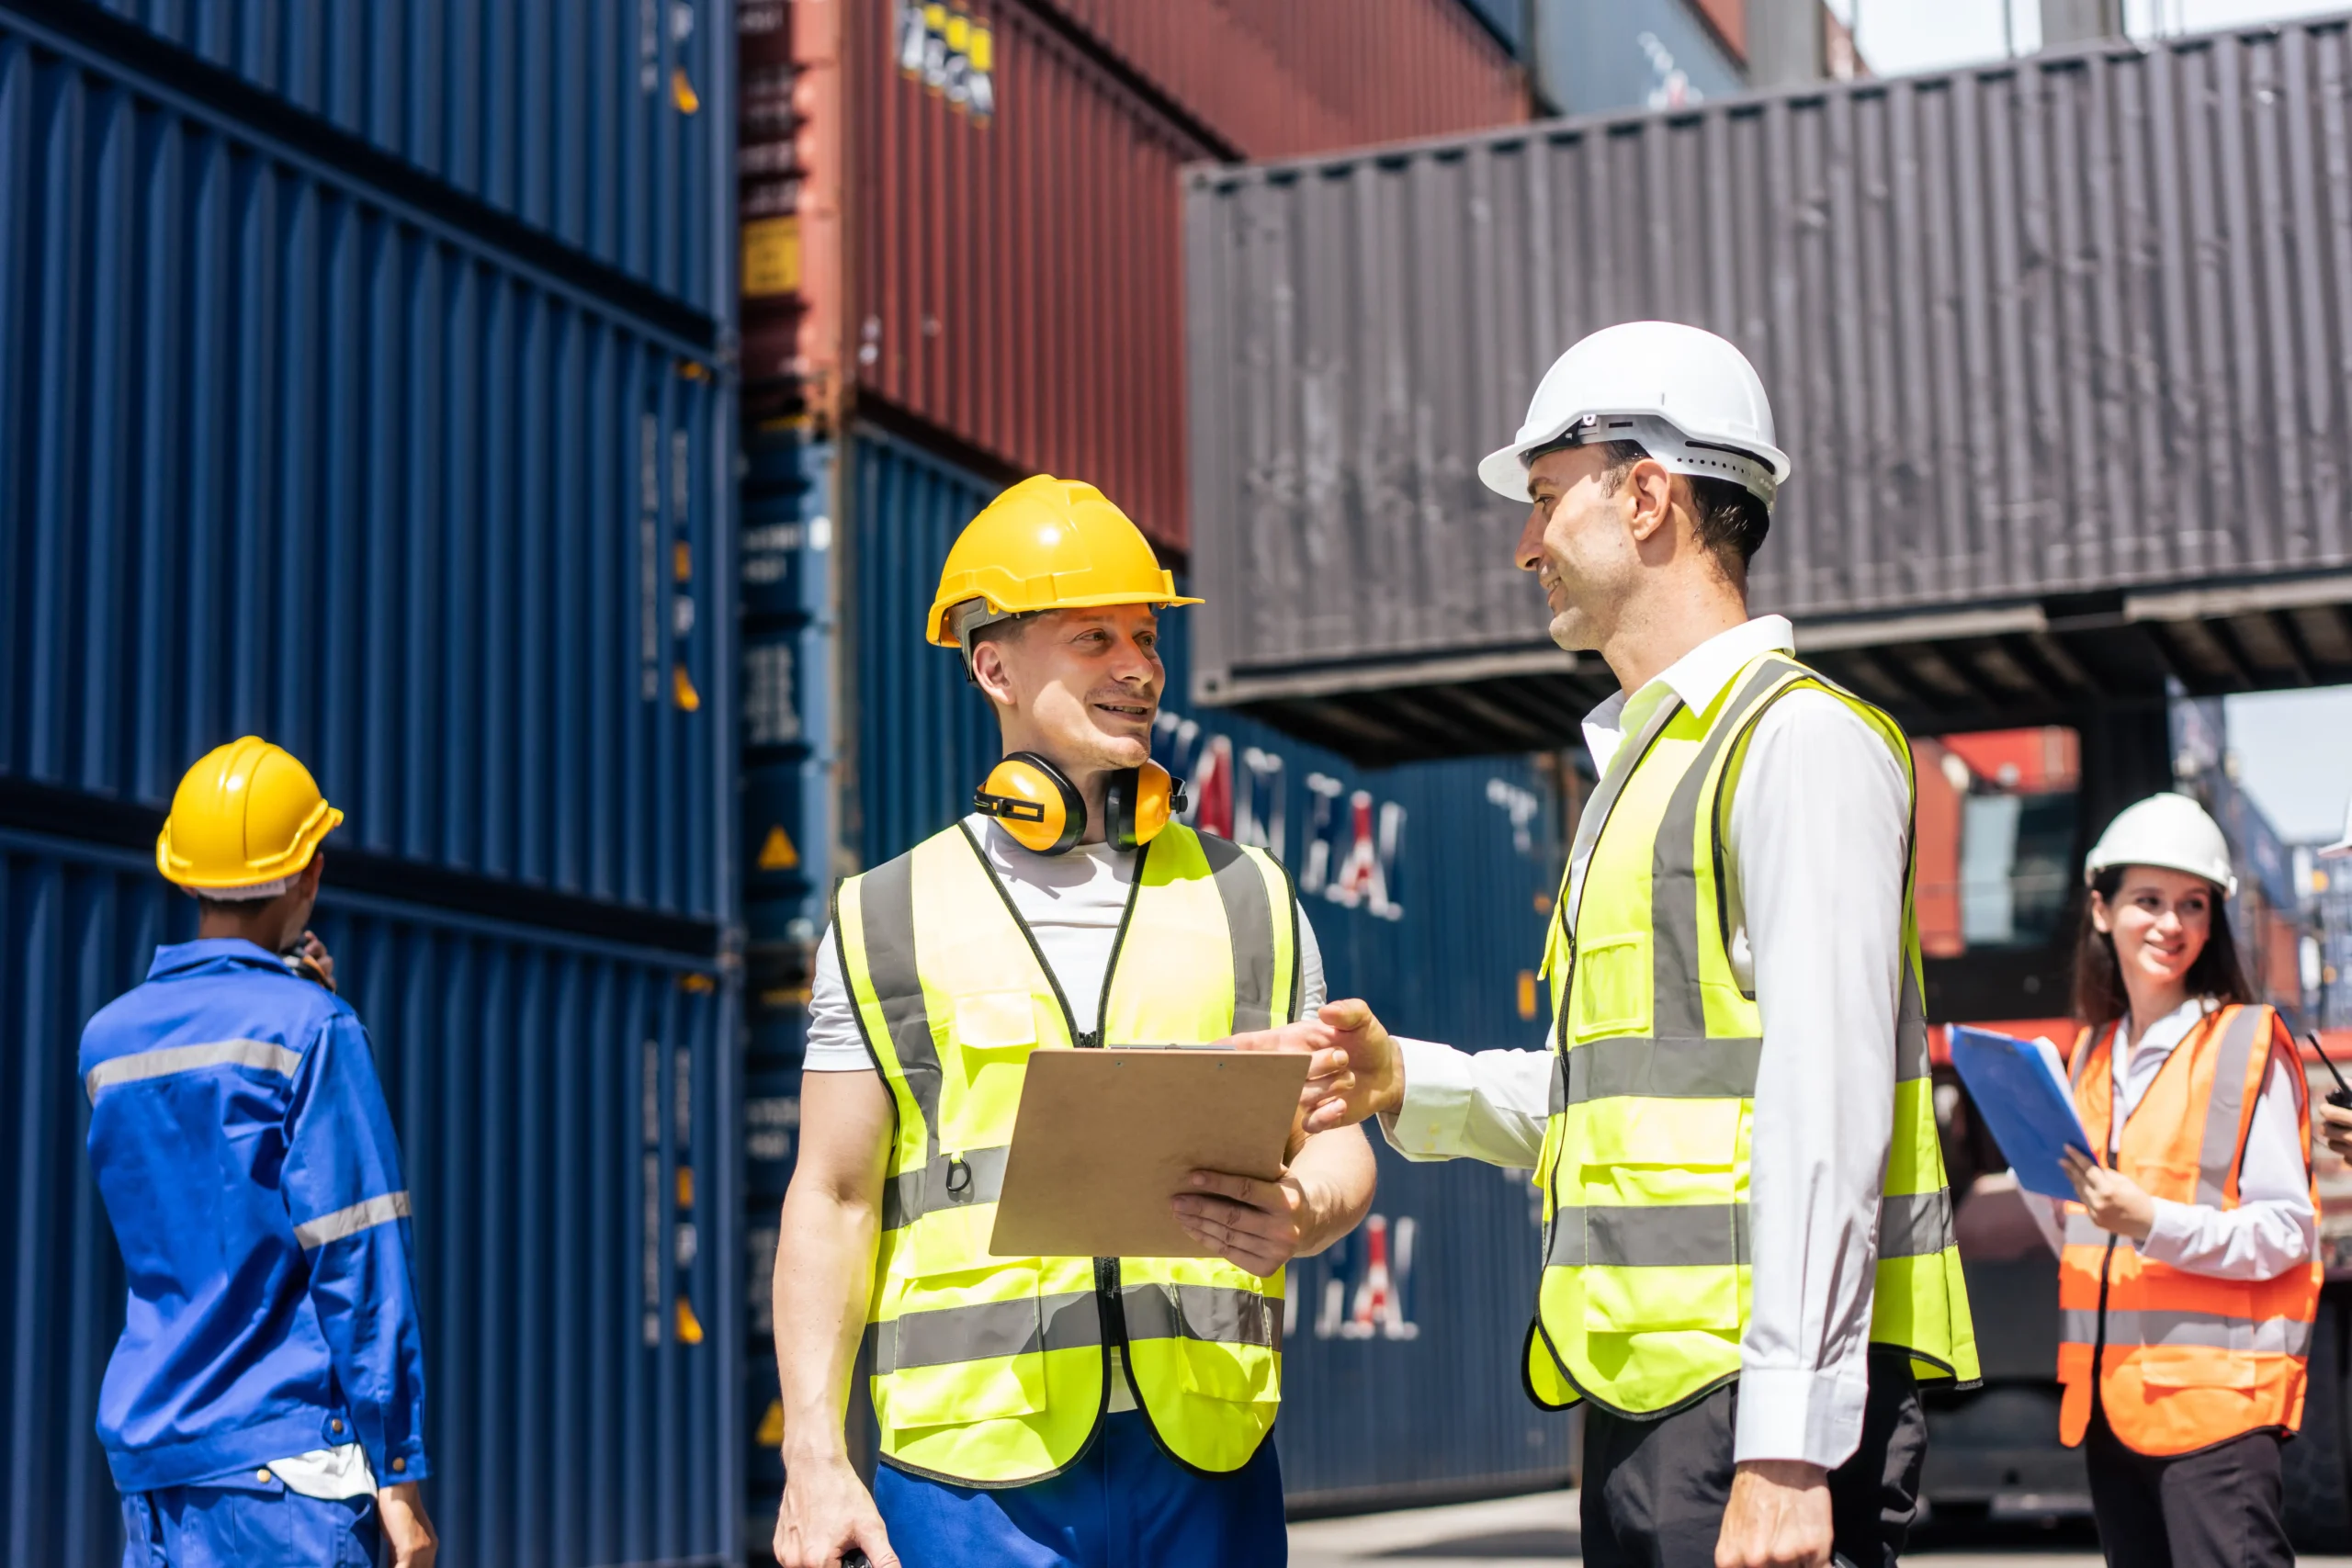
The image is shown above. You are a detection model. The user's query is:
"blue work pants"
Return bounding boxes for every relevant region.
[873,1410,1285,1567]
[119,1476,379,1568]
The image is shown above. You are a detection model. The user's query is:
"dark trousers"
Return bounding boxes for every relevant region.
[1580,1348,1928,1568]
[2085,1409,2292,1568]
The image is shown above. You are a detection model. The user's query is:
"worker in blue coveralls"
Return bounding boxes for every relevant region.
[79,737,437,1568]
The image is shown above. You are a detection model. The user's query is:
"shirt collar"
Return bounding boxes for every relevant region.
[146,937,288,980]
[1579,615,1796,776]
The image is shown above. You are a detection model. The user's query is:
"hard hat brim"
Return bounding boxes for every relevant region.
[1477,418,1793,502]
[156,804,345,893]
[924,590,1204,648]
[2321,838,2352,860]
[2082,851,2238,900]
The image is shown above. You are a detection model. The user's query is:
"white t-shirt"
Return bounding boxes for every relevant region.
[805,816,1327,1416]
[804,815,1327,1071]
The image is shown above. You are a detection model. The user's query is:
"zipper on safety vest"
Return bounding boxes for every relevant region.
[960,820,1156,1413]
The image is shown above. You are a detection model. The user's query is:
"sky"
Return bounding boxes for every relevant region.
[1824,0,2352,77]
[1809,0,2352,849]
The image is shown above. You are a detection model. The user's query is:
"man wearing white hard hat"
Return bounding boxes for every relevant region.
[1283,321,1979,1568]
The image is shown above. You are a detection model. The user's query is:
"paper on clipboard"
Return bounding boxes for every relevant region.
[988,1047,1309,1259]
[1946,1025,2097,1200]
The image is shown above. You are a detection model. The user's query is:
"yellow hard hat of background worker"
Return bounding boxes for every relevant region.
[156,737,344,895]
[924,474,1200,649]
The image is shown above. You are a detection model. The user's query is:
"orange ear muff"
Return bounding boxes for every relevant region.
[1103,761,1184,852]
[974,752,1085,855]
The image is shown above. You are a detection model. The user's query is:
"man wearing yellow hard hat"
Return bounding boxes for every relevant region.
[78,739,438,1567]
[767,477,1376,1568]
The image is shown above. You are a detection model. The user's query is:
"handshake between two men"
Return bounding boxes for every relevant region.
[1170,1001,1398,1275]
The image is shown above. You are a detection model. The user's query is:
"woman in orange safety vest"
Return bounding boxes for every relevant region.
[2028,792,2319,1568]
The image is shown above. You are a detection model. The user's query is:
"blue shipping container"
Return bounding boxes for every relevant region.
[0,16,734,921]
[44,0,729,319]
[842,425,1577,1504]
[741,424,836,954]
[0,829,740,1568]
[1528,0,1743,118]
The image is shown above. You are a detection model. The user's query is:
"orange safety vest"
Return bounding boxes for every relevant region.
[2055,1002,2321,1456]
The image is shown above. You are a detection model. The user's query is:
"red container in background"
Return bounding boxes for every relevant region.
[847,0,1213,546]
[1035,0,1527,161]
[760,0,1532,550]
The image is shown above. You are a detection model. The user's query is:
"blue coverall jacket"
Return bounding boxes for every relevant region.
[79,939,431,1494]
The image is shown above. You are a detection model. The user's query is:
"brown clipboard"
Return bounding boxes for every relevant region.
[988,1047,1309,1259]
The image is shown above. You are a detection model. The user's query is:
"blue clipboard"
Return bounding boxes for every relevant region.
[1946,1025,2096,1200]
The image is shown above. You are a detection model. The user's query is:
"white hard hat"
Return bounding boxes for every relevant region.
[2321,791,2352,860]
[2084,793,2238,898]
[1478,321,1793,506]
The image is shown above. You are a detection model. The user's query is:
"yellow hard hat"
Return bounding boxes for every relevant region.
[156,737,344,895]
[924,475,1201,649]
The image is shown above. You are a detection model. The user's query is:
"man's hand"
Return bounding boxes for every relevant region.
[377,1482,436,1568]
[1172,1168,1317,1276]
[2061,1147,2156,1240]
[288,930,336,992]
[1301,998,1403,1133]
[1715,1460,1831,1568]
[1213,1024,1345,1133]
[775,1456,898,1568]
[2320,1100,2352,1161]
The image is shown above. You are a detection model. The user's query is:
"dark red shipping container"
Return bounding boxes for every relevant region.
[849,0,1212,546]
[842,0,1529,549]
[1036,0,1528,161]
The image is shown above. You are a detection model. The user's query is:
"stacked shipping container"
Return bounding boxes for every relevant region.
[739,0,1530,547]
[0,3,739,1562]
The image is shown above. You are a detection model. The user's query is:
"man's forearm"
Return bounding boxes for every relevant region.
[1286,1126,1377,1256]
[773,1183,881,1463]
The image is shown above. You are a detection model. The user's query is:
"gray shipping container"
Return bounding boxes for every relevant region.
[0,830,739,1568]
[1185,15,2352,761]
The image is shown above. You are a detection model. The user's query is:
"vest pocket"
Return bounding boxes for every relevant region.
[952,991,1040,1050]
[876,1260,1048,1429]
[1570,933,1651,1043]
[2133,1345,2257,1390]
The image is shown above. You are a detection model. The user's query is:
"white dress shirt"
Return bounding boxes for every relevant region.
[2025,998,2315,1278]
[1381,615,1913,1470]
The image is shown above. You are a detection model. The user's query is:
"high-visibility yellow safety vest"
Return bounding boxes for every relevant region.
[836,819,1298,1486]
[1523,652,1980,1416]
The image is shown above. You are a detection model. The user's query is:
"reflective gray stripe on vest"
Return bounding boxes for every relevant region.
[2195,1008,2265,1208]
[870,1290,1104,1375]
[852,855,941,1179]
[85,1038,303,1100]
[1879,1188,1956,1259]
[1894,964,1931,1085]
[292,1191,412,1249]
[1564,1035,1763,1104]
[882,1145,1010,1233]
[1545,1203,1752,1268]
[2061,1307,2312,1357]
[1198,833,1282,1032]
[1121,1281,1279,1348]
[1648,665,1796,1042]
[2064,1212,2130,1249]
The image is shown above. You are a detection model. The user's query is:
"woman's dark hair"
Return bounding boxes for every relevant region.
[2072,863,2256,1026]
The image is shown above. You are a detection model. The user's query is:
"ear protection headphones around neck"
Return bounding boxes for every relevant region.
[974,751,1188,855]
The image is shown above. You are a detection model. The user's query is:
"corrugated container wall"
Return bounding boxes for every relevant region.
[848,0,1210,547]
[1184,18,2352,684]
[826,0,1529,552]
[842,427,1577,1500]
[60,0,729,316]
[1035,0,1527,160]
[0,18,730,919]
[0,831,736,1568]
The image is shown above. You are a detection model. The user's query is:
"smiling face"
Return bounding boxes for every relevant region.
[970,604,1163,776]
[2090,864,2217,1015]
[1515,444,1670,653]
